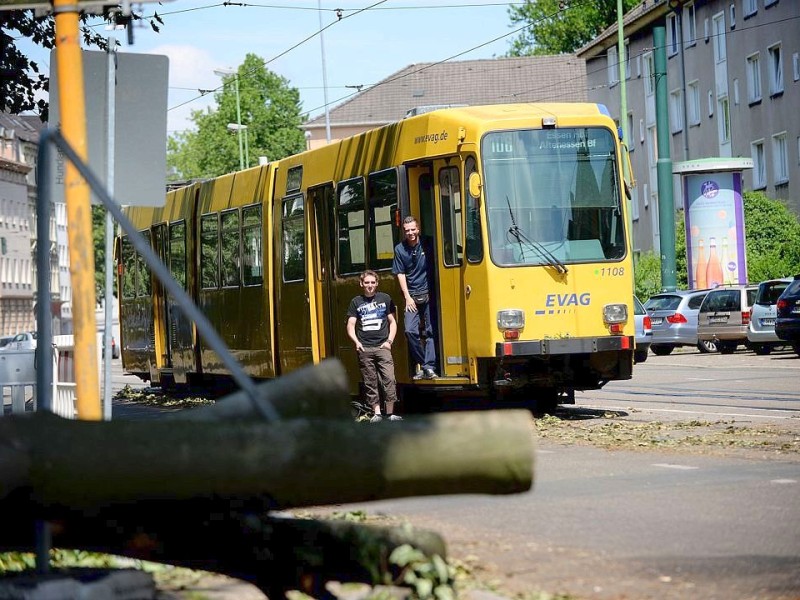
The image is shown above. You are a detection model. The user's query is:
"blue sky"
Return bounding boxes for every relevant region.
[49,1,525,135]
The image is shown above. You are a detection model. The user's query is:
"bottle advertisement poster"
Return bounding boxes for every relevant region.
[683,172,747,289]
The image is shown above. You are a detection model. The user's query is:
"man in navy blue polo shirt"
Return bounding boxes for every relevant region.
[392,216,438,379]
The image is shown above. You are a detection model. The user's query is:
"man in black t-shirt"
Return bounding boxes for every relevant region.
[346,270,401,422]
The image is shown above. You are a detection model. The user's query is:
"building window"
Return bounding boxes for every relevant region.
[733,78,740,105]
[772,133,788,184]
[639,118,645,143]
[624,39,631,80]
[607,45,619,86]
[630,184,639,221]
[713,13,727,63]
[644,53,654,96]
[793,52,799,82]
[764,0,777,6]
[708,90,714,117]
[729,4,735,28]
[687,80,701,126]
[751,140,766,189]
[743,0,757,18]
[768,44,783,96]
[626,112,635,150]
[718,96,731,144]
[667,13,679,56]
[684,3,696,47]
[670,89,684,133]
[746,52,762,103]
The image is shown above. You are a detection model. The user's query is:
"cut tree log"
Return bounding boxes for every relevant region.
[0,409,533,510]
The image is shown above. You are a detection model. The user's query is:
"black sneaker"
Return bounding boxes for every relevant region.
[423,368,438,379]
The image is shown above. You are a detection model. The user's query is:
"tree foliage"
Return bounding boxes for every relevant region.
[507,0,639,56]
[1,8,160,121]
[167,53,306,180]
[635,191,800,299]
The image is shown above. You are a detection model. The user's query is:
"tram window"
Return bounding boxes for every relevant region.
[169,221,187,290]
[201,214,219,289]
[465,156,484,263]
[368,169,399,271]
[439,166,463,267]
[121,237,136,299]
[242,204,263,286]
[282,195,305,282]
[137,230,152,297]
[336,178,366,275]
[220,209,241,288]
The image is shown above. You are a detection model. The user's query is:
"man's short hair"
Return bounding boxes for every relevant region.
[360,269,379,283]
[402,216,418,226]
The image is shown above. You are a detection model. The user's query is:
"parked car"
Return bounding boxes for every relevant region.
[633,296,652,363]
[775,274,800,356]
[697,284,759,354]
[1,331,38,351]
[747,277,793,354]
[644,289,715,354]
[102,333,120,359]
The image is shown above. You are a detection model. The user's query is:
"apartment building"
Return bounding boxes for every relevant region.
[578,0,799,255]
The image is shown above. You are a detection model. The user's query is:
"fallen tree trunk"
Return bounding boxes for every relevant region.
[168,358,353,422]
[0,504,445,598]
[0,410,533,511]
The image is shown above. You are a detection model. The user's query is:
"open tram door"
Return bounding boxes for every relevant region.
[406,159,469,381]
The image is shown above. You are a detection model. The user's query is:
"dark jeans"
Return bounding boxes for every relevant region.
[404,299,437,372]
[357,346,398,413]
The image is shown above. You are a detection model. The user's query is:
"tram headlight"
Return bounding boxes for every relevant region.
[603,303,628,324]
[497,309,525,330]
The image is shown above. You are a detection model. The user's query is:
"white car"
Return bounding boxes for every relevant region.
[3,331,38,351]
[748,277,793,354]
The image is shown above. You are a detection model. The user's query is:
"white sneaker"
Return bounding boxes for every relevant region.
[370,414,383,423]
[388,415,403,421]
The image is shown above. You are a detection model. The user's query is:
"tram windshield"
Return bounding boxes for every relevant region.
[482,127,626,267]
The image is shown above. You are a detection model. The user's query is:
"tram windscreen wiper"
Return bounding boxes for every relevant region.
[505,196,568,274]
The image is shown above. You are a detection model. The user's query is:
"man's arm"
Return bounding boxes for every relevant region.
[346,316,363,352]
[396,273,417,313]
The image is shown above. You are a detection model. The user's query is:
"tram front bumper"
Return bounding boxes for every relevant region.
[496,336,633,357]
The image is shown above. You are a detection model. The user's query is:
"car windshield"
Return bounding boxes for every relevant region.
[644,295,681,311]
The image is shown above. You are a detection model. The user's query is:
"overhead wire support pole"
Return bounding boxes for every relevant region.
[54,0,101,420]
[318,0,332,143]
[47,130,279,423]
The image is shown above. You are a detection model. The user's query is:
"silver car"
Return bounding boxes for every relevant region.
[747,277,793,354]
[697,284,759,354]
[644,289,715,355]
[633,296,652,363]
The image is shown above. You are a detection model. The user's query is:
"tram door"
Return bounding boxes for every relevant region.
[151,223,172,370]
[308,184,337,360]
[432,159,468,378]
[275,193,314,373]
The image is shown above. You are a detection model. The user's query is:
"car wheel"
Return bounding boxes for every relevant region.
[717,341,737,354]
[650,345,674,356]
[697,340,717,353]
[793,343,800,357]
[634,349,648,363]
[751,344,771,356]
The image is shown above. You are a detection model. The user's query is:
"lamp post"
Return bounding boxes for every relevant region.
[227,123,249,168]
[214,67,244,171]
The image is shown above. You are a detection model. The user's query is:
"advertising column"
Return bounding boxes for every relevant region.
[674,158,753,290]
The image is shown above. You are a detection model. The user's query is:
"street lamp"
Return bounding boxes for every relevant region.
[227,123,249,168]
[214,67,244,171]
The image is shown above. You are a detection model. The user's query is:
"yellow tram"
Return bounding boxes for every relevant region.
[118,103,635,409]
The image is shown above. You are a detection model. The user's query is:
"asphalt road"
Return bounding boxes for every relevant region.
[106,348,800,599]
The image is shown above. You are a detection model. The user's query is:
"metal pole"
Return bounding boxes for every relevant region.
[244,126,250,168]
[617,0,635,254]
[34,130,55,576]
[103,36,116,420]
[318,0,332,143]
[54,0,101,420]
[234,74,244,170]
[654,25,677,291]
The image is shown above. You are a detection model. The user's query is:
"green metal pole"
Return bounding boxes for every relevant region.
[654,25,677,291]
[234,74,244,171]
[617,0,635,259]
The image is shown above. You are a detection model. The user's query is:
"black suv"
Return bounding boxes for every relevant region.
[775,274,800,356]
